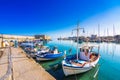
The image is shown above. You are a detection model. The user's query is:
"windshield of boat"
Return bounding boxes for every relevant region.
[80,46,99,53]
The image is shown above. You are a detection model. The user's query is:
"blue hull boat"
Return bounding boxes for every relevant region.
[36,52,64,61]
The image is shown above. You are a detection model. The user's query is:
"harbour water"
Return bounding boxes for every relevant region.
[38,40,120,80]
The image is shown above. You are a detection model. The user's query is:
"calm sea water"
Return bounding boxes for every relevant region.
[37,40,120,80]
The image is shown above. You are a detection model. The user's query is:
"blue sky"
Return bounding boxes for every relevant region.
[0,0,120,38]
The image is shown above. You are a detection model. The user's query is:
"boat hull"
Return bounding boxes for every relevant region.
[62,64,92,76]
[36,57,54,61]
[36,52,64,61]
[62,55,100,76]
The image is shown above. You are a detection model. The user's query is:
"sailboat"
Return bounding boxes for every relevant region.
[62,23,100,76]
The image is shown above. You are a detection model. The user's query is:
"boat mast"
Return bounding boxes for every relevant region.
[107,28,109,42]
[98,24,100,41]
[98,24,100,38]
[113,24,115,41]
[72,22,84,60]
[76,23,79,60]
[107,28,109,36]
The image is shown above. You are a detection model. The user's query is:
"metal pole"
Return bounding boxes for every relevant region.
[98,24,100,42]
[72,22,84,61]
[76,25,79,60]
[98,24,100,37]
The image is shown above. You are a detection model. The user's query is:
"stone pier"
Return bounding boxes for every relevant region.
[0,47,55,80]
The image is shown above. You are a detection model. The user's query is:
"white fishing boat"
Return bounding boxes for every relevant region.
[62,23,100,76]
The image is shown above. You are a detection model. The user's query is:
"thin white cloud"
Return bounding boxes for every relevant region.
[46,7,120,39]
[82,7,120,36]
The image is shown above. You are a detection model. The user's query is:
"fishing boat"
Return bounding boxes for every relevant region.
[62,23,100,76]
[36,47,64,61]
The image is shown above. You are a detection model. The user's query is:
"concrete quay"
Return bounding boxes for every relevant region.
[0,48,9,79]
[0,47,55,80]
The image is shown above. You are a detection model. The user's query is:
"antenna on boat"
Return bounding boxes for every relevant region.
[72,22,85,60]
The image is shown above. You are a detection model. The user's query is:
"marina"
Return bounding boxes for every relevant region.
[1,32,120,80]
[1,24,120,80]
[40,40,120,80]
[0,0,120,80]
[1,34,120,80]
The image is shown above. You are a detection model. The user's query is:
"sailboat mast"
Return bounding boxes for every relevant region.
[113,24,115,36]
[113,24,115,42]
[76,23,79,60]
[104,29,106,37]
[98,24,100,37]
[107,28,109,42]
[107,28,109,36]
[98,24,100,42]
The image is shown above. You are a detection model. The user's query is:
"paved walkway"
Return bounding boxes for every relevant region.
[0,47,55,80]
[0,48,8,78]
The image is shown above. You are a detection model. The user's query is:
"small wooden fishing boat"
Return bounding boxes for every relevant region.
[62,23,100,76]
[62,51,100,76]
